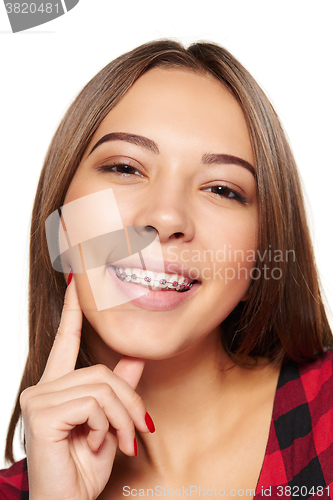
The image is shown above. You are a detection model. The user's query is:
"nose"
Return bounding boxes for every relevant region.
[133,175,195,245]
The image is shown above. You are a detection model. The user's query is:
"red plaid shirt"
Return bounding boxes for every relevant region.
[1,350,332,499]
[254,348,333,499]
[0,456,28,499]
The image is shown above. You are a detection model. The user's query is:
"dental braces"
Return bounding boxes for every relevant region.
[115,268,194,291]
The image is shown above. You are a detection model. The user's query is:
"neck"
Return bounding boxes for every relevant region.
[86,321,278,479]
[131,329,271,476]
[138,326,232,412]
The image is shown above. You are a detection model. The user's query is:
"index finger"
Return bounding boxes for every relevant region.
[40,274,82,384]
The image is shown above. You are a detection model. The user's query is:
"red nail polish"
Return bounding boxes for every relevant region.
[67,269,73,286]
[145,412,155,433]
[134,437,138,457]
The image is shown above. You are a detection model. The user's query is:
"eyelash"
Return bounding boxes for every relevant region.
[97,163,142,177]
[207,185,248,204]
[97,163,248,204]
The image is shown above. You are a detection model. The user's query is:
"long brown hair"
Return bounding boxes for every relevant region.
[5,39,332,463]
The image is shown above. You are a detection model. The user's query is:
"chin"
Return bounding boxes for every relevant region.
[107,332,195,361]
[86,313,200,362]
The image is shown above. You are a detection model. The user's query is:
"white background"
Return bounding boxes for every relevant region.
[0,0,332,467]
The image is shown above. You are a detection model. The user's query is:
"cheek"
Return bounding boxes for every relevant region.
[222,218,258,270]
[59,184,128,288]
[64,168,107,202]
[203,209,258,273]
[198,211,257,314]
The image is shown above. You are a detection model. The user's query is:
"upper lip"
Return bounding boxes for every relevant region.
[109,259,200,283]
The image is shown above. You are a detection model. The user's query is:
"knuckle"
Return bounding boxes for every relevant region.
[19,391,27,410]
[91,363,111,379]
[97,383,114,399]
[19,387,34,411]
[102,418,110,434]
[123,417,135,432]
[25,397,37,416]
[128,390,143,410]
[29,410,46,436]
[118,419,135,438]
[84,396,99,411]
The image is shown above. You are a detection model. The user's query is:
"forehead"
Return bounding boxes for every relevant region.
[86,68,254,165]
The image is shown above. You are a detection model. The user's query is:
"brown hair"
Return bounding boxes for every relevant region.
[5,39,332,463]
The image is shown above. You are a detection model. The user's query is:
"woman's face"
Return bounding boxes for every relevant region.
[63,68,258,361]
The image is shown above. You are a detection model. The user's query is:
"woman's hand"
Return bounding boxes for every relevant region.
[20,276,150,500]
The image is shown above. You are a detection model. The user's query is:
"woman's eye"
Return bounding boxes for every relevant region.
[206,185,248,204]
[97,163,143,177]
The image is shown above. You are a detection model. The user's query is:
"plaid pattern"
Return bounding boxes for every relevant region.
[1,350,332,499]
[0,457,28,499]
[254,349,333,499]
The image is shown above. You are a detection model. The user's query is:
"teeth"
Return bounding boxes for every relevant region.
[124,268,132,282]
[155,273,168,288]
[113,266,194,291]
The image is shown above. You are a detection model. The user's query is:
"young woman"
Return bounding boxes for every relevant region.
[1,40,332,500]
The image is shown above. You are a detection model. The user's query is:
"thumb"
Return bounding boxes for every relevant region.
[113,356,145,389]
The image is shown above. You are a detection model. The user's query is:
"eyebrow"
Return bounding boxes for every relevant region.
[89,132,255,176]
[201,153,255,176]
[88,132,160,156]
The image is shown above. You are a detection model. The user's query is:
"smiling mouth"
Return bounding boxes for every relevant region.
[111,265,198,292]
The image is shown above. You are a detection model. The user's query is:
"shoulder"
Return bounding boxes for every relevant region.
[256,350,333,496]
[273,348,333,444]
[275,348,333,413]
[0,458,28,499]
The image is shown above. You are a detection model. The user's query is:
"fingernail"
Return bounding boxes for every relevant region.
[67,269,73,287]
[145,412,155,433]
[134,437,138,457]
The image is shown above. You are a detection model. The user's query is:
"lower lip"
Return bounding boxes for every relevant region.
[107,266,201,311]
